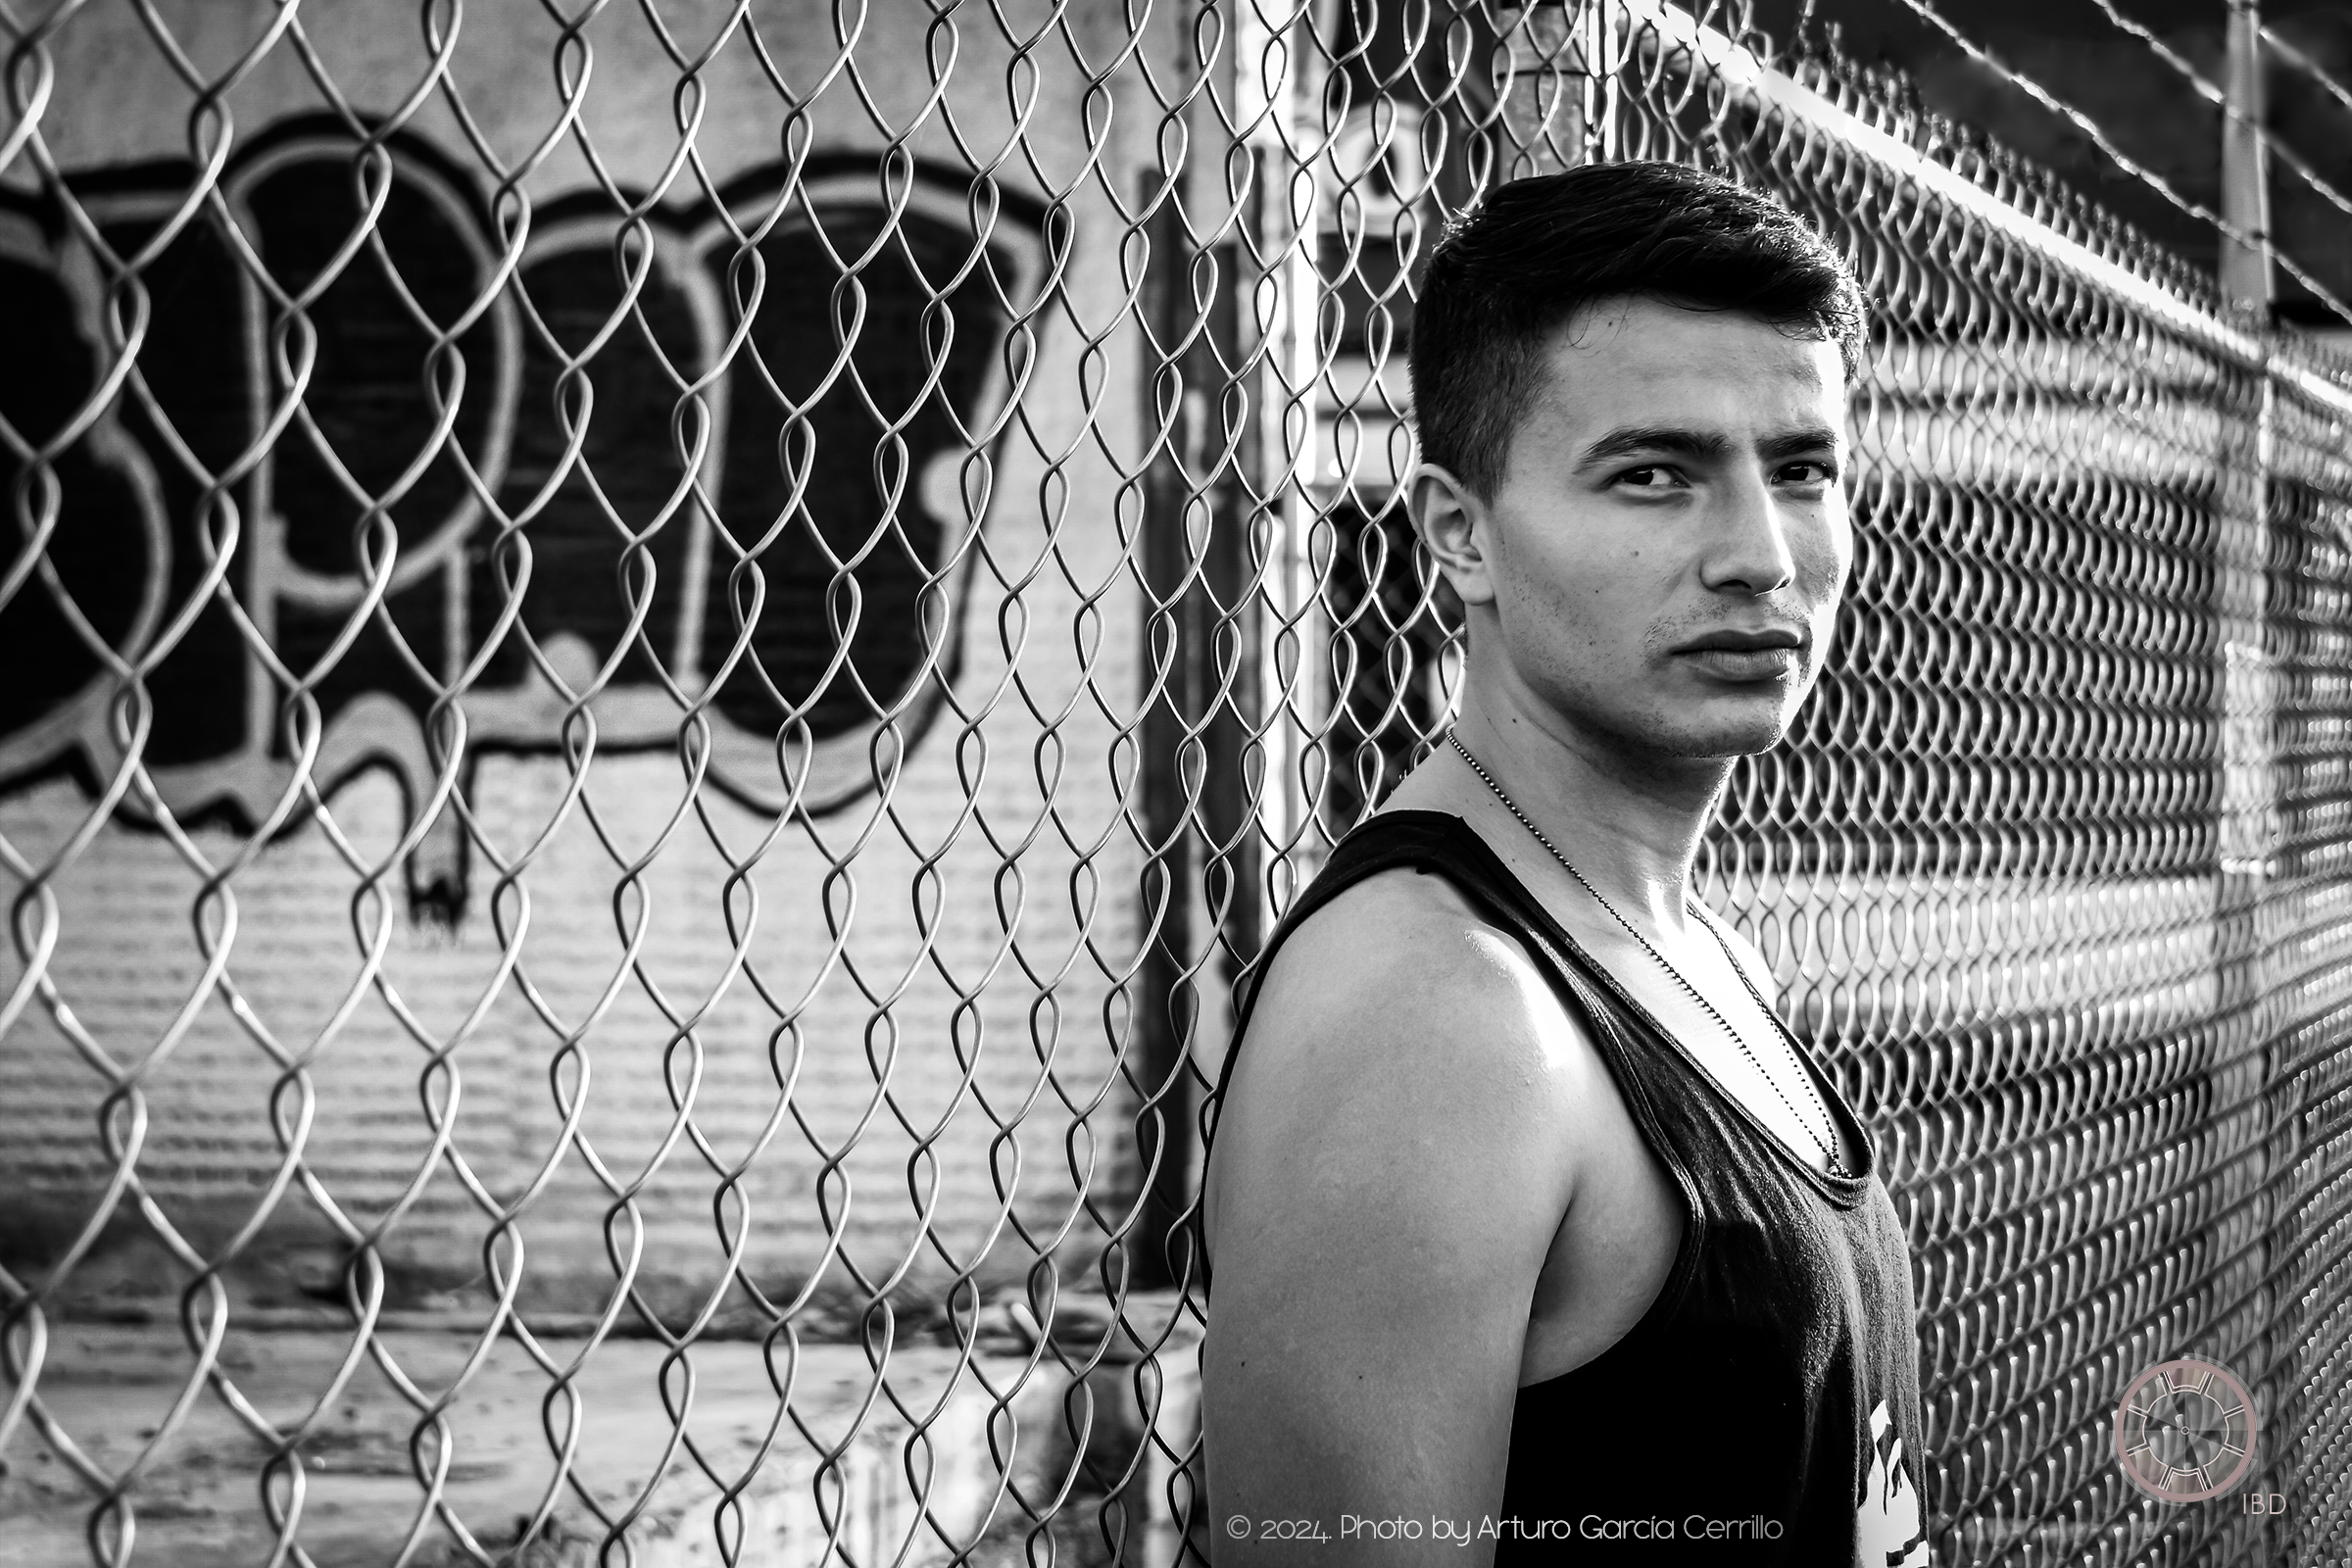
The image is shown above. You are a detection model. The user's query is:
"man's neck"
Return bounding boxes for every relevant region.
[1440,693,1730,938]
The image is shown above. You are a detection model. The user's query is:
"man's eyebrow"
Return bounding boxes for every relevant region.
[1571,425,1732,472]
[1572,423,1846,473]
[1757,426,1844,463]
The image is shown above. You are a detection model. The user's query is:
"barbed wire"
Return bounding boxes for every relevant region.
[2263,22,2352,127]
[1875,0,2352,324]
[2072,0,2352,226]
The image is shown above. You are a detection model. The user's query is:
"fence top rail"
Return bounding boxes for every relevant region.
[1598,0,2352,424]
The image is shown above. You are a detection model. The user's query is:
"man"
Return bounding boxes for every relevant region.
[1199,162,1932,1565]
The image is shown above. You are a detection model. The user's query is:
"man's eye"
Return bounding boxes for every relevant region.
[1778,461,1840,485]
[1615,466,1682,489]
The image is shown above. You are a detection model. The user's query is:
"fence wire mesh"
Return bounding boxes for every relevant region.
[2,2,2350,1565]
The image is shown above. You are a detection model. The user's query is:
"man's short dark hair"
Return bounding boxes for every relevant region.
[1409,161,1866,499]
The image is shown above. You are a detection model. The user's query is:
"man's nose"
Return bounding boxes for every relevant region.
[1700,471,1797,595]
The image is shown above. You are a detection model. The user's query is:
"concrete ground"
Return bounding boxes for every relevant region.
[1,1319,1200,1568]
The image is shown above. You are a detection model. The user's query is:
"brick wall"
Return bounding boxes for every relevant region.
[0,0,1178,1324]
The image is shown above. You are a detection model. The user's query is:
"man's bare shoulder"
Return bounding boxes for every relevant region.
[1244,859,1570,1054]
[1204,859,1607,1250]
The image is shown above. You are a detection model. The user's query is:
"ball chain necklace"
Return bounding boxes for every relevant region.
[1446,731,1849,1179]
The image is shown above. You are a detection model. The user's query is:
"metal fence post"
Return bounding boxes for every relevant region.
[1132,0,1306,1295]
[2217,0,2286,1534]
[2220,0,2273,315]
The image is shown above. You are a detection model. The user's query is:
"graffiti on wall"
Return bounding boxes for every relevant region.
[0,119,1046,911]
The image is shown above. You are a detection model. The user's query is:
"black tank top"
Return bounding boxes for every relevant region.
[1204,811,1933,1566]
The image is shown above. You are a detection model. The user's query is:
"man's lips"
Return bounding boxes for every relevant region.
[1676,646,1801,680]
[1669,629,1808,681]
[1671,627,1807,654]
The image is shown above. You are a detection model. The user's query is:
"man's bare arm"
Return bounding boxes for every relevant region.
[1200,873,1594,1564]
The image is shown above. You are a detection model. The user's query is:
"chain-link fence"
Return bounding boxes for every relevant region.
[3,1,2351,1565]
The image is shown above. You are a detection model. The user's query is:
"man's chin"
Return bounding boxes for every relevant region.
[1639,710,1798,761]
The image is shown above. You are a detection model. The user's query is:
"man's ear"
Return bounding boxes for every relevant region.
[1409,464,1496,608]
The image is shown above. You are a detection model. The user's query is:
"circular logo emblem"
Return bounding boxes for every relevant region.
[2114,1357,2258,1502]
